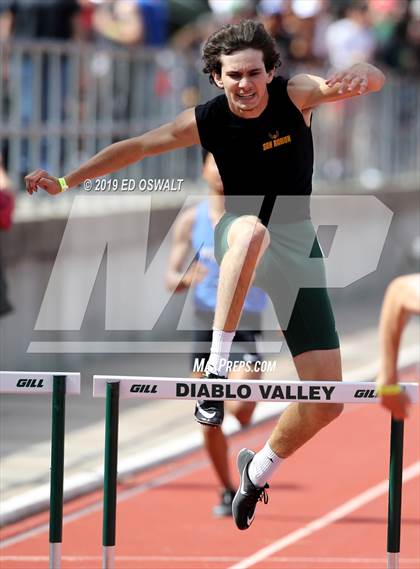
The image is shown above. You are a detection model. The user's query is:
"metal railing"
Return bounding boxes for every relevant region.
[1,40,419,193]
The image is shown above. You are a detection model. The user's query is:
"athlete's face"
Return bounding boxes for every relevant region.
[213,49,274,118]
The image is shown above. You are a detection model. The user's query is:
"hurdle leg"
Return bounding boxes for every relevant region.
[387,418,404,569]
[49,375,66,569]
[102,381,120,569]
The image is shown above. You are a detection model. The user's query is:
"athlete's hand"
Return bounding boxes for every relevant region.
[379,389,411,420]
[326,63,370,95]
[181,261,208,289]
[25,170,61,196]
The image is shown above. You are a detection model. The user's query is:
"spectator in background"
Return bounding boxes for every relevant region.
[368,0,406,62]
[376,274,420,419]
[90,1,142,46]
[256,0,291,71]
[371,0,420,75]
[208,0,256,23]
[87,0,168,47]
[1,0,80,179]
[3,0,79,40]
[0,158,14,318]
[0,7,12,172]
[257,0,330,70]
[137,0,168,47]
[172,0,256,52]
[258,0,417,72]
[325,1,376,69]
[0,5,13,46]
[83,0,170,134]
[285,0,324,66]
[322,1,377,180]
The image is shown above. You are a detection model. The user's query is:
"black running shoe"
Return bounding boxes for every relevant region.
[194,372,225,427]
[232,448,269,530]
[212,488,235,518]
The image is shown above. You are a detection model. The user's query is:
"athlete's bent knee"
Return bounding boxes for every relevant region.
[229,219,270,254]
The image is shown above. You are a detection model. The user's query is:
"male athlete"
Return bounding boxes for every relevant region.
[25,20,386,530]
[166,150,267,516]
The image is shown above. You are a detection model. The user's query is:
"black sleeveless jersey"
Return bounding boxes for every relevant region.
[195,76,313,224]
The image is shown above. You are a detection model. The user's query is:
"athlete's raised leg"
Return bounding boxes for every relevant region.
[204,216,269,377]
[214,215,269,332]
[195,215,269,427]
[233,348,343,530]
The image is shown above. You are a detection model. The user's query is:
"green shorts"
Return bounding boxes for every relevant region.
[214,213,340,357]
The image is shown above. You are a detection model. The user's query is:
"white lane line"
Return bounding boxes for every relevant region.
[0,555,419,565]
[0,430,269,549]
[0,458,207,549]
[229,461,420,569]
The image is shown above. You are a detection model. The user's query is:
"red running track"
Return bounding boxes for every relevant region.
[1,366,419,569]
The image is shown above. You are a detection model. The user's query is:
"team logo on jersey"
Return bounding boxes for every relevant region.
[262,132,291,151]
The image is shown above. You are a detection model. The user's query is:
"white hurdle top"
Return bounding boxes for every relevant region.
[93,376,418,404]
[0,371,81,394]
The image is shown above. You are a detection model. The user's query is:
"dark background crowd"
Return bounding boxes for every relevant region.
[0,0,419,74]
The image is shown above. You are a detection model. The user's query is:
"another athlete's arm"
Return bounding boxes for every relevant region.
[165,207,208,292]
[377,274,420,419]
[25,108,200,195]
[287,63,385,112]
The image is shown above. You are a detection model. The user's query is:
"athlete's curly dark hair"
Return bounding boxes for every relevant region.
[202,20,281,85]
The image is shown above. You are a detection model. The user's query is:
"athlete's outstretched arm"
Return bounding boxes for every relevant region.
[287,63,386,112]
[25,108,200,195]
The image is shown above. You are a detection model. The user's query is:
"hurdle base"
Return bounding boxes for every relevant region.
[102,545,116,569]
[49,542,62,569]
[387,552,400,569]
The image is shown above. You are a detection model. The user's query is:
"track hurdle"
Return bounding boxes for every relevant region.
[93,375,418,569]
[0,371,81,569]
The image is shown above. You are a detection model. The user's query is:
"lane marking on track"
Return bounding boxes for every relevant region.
[1,361,418,553]
[0,459,204,549]
[2,347,418,528]
[229,461,420,569]
[0,555,420,565]
[0,429,269,549]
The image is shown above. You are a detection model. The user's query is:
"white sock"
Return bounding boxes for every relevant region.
[248,442,283,487]
[205,328,235,378]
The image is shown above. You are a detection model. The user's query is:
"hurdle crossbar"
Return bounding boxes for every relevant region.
[93,376,418,569]
[93,376,418,404]
[0,371,81,569]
